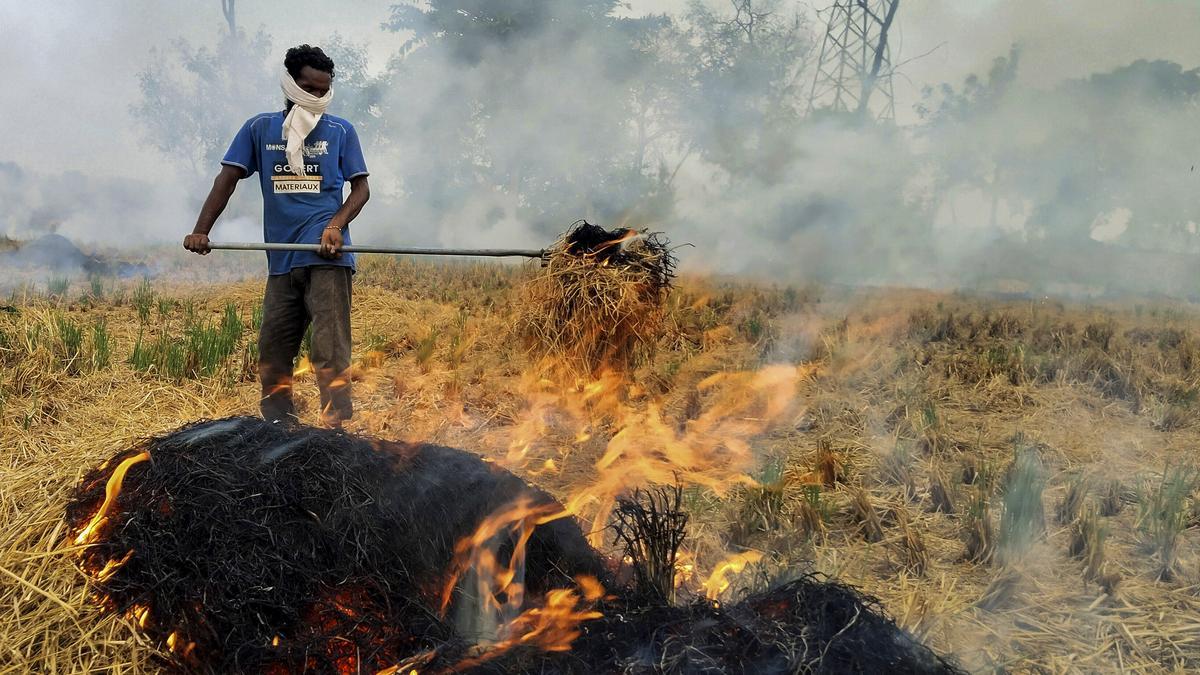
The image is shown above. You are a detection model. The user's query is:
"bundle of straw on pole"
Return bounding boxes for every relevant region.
[517,221,676,376]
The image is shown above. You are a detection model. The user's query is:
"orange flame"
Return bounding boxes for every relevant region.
[449,577,605,670]
[438,497,568,618]
[375,650,435,675]
[701,551,764,601]
[95,550,134,582]
[437,361,804,663]
[499,364,808,547]
[584,228,641,258]
[674,550,696,589]
[128,604,151,629]
[75,451,150,545]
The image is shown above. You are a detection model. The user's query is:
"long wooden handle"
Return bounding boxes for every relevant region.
[207,242,545,258]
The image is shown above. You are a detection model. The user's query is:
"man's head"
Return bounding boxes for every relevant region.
[284,45,335,106]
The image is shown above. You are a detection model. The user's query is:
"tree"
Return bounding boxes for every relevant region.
[916,45,1021,232]
[131,28,275,178]
[385,0,624,65]
[674,0,817,181]
[920,54,1200,251]
[131,4,383,190]
[379,0,673,233]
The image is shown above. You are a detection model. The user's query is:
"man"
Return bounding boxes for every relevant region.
[184,44,370,427]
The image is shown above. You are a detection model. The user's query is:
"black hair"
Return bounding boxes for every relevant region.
[284,44,335,79]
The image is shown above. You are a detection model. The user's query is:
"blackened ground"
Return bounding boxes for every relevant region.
[66,417,607,674]
[66,417,961,674]
[471,574,964,674]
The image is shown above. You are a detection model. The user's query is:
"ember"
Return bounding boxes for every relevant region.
[67,417,961,674]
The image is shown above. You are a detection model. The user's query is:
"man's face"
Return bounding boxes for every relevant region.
[295,65,332,97]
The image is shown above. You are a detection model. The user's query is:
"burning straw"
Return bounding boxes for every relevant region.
[66,417,604,673]
[65,417,962,674]
[517,221,676,375]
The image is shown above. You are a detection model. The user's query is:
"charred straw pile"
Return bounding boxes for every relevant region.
[66,417,604,674]
[518,221,676,375]
[556,574,962,675]
[66,418,961,674]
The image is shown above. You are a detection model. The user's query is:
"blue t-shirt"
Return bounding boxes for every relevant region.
[221,111,369,275]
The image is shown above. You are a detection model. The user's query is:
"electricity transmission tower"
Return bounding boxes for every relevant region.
[807,0,900,122]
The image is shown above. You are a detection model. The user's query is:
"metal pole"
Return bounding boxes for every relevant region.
[207,241,545,259]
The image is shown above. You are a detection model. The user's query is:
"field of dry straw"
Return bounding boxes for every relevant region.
[3,251,1200,673]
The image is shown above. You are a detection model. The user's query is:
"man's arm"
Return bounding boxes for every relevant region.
[184,165,245,255]
[319,175,371,258]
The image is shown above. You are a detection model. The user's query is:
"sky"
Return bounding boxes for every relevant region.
[4,0,1199,179]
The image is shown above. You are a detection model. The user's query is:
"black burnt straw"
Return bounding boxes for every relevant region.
[66,417,963,674]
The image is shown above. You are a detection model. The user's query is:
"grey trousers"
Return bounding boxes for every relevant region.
[258,265,353,425]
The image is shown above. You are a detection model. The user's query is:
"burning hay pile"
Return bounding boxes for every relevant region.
[518,222,676,375]
[67,417,961,674]
[67,417,605,673]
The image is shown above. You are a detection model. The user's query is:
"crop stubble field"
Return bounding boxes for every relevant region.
[3,252,1200,673]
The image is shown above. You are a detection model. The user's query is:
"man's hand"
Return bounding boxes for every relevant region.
[184,233,211,255]
[187,165,242,256]
[319,226,344,259]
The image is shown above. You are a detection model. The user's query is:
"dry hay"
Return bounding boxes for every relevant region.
[8,272,1200,673]
[517,221,676,375]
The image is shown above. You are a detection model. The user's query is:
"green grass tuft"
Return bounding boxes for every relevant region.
[54,313,84,374]
[88,275,105,300]
[91,318,111,370]
[997,446,1047,566]
[132,279,154,324]
[46,276,70,299]
[1135,464,1197,581]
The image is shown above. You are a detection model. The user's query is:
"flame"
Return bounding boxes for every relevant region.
[438,360,804,663]
[438,497,568,618]
[129,604,151,628]
[164,630,196,659]
[574,574,605,602]
[584,228,641,258]
[498,585,603,650]
[375,650,435,675]
[674,549,696,589]
[449,578,605,670]
[95,550,134,582]
[78,321,805,668]
[701,551,764,601]
[74,451,150,545]
[498,364,808,547]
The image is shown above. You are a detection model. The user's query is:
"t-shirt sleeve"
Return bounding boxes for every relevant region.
[220,118,258,177]
[340,124,369,179]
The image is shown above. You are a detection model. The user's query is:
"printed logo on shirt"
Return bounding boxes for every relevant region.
[264,141,329,157]
[272,163,321,193]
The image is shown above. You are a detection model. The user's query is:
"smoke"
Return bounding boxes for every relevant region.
[0,161,177,244]
[4,1,1200,295]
